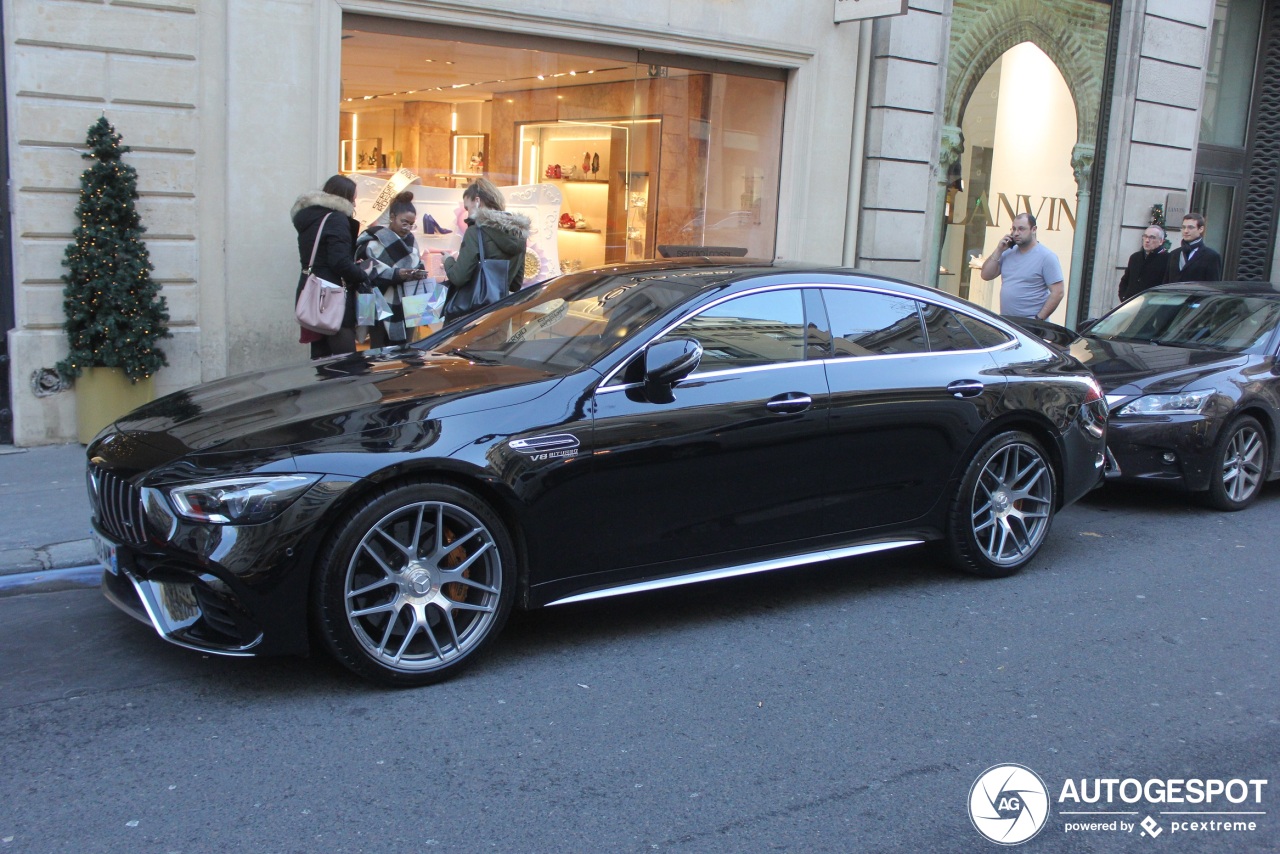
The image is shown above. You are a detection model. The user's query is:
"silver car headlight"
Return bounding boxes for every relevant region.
[168,474,322,524]
[1117,389,1215,416]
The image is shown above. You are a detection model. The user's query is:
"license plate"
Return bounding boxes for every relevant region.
[93,530,119,576]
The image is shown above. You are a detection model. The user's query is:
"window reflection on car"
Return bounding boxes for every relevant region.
[1088,291,1280,353]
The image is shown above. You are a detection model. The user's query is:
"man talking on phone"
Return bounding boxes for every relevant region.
[979,212,1064,321]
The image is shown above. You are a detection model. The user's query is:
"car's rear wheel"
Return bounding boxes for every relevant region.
[948,431,1056,578]
[1203,415,1268,511]
[314,482,515,686]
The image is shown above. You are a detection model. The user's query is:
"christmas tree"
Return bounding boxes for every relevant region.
[56,117,170,383]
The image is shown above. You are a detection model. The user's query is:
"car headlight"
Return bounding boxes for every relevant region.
[1117,389,1214,416]
[168,474,322,524]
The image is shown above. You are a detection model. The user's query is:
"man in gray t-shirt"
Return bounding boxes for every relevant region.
[979,212,1065,320]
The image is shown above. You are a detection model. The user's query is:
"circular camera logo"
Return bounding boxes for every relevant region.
[969,764,1050,845]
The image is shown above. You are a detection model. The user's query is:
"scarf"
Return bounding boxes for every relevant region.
[1179,238,1202,270]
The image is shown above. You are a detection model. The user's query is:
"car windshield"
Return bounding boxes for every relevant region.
[1088,290,1280,353]
[418,271,711,372]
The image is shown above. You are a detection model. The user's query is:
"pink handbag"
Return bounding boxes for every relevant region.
[295,213,346,336]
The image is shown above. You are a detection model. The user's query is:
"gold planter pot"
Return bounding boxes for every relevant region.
[75,367,155,444]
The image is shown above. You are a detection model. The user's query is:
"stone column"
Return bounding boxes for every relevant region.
[1066,142,1094,327]
[928,124,965,290]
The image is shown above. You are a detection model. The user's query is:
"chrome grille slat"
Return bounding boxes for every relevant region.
[90,467,147,545]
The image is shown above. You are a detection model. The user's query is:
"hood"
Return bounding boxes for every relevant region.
[291,191,354,227]
[1069,335,1248,395]
[111,349,563,455]
[474,208,531,254]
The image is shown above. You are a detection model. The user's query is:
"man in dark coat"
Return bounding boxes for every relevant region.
[1166,212,1222,283]
[1118,225,1168,301]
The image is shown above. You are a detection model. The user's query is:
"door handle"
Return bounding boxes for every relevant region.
[766,392,813,413]
[947,380,985,398]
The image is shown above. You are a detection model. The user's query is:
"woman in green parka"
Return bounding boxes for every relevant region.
[442,177,530,323]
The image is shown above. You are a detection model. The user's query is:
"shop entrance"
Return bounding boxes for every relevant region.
[939,42,1078,324]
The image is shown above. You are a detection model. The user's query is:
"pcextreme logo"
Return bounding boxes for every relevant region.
[969,765,1269,845]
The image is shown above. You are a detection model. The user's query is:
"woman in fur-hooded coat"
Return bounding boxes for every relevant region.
[291,174,371,358]
[442,177,531,323]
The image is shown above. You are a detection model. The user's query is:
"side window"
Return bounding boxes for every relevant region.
[658,289,806,371]
[955,312,1013,348]
[921,304,981,352]
[822,289,927,357]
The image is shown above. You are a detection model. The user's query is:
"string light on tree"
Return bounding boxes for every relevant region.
[56,117,170,384]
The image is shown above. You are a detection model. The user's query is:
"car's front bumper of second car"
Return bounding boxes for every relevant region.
[1103,413,1219,492]
[90,467,357,657]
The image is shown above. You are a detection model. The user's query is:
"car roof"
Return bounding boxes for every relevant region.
[579,258,930,295]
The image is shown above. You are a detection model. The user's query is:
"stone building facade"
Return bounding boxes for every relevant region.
[1,0,1270,445]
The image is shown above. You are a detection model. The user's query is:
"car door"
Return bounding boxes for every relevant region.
[817,287,1008,530]
[587,286,832,574]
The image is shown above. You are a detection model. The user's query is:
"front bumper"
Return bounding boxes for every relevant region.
[89,466,356,657]
[1103,413,1217,491]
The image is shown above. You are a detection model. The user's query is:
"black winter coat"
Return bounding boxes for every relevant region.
[1118,247,1167,301]
[291,192,369,329]
[1166,240,1222,284]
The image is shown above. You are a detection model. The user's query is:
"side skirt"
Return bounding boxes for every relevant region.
[544,539,924,607]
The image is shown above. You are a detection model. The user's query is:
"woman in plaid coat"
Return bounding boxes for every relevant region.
[355,191,431,348]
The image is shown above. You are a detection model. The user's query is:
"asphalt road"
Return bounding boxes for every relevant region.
[0,485,1276,853]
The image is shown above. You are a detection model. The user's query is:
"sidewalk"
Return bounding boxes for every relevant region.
[0,444,96,577]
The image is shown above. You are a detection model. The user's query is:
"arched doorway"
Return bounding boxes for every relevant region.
[939,42,1078,324]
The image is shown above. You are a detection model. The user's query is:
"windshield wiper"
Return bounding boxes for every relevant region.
[441,347,500,364]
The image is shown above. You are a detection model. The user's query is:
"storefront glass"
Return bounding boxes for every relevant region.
[339,19,784,280]
[939,43,1079,324]
[1201,0,1263,149]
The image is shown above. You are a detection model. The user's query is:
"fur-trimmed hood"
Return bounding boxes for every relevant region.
[474,207,531,241]
[290,190,355,222]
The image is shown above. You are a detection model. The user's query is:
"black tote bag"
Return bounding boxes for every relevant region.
[445,227,508,319]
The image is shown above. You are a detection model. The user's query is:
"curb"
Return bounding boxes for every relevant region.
[0,565,102,598]
[0,539,97,577]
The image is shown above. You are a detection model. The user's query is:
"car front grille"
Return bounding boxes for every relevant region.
[90,467,148,545]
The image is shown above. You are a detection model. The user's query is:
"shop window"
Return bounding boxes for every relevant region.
[338,19,784,275]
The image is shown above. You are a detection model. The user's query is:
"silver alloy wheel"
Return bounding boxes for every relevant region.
[1221,423,1265,503]
[969,441,1054,567]
[344,500,503,673]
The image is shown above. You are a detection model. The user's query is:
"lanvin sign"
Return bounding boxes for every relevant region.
[951,193,1077,232]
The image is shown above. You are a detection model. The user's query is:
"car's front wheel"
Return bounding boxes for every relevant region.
[948,431,1056,578]
[314,482,515,686]
[1203,415,1268,511]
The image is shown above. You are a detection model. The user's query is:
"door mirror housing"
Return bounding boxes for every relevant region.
[643,338,702,403]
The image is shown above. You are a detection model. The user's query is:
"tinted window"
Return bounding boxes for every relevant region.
[661,289,806,371]
[921,304,981,352]
[822,289,927,357]
[955,312,1012,348]
[1089,290,1280,353]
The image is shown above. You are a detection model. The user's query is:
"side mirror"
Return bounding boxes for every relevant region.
[643,338,702,403]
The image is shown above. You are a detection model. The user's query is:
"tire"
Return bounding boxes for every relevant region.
[947,431,1056,578]
[1202,415,1268,511]
[313,481,516,687]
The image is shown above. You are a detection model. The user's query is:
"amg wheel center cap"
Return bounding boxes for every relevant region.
[992,490,1012,514]
[407,567,433,596]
